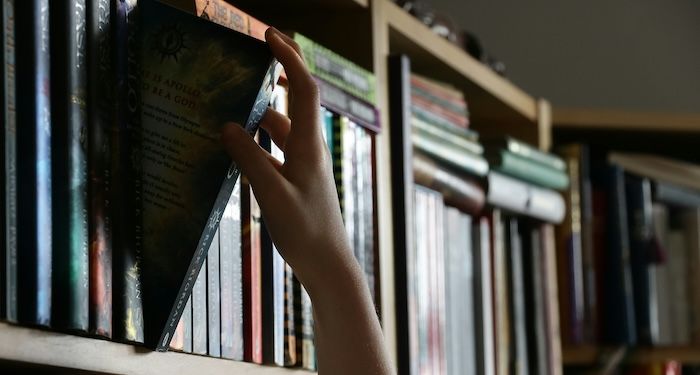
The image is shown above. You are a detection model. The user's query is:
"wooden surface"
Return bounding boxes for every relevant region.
[229,0,367,10]
[381,0,538,128]
[609,152,700,191]
[554,108,700,133]
[563,345,700,365]
[0,323,314,375]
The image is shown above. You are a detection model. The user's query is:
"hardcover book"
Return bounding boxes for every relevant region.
[137,0,279,350]
[486,149,569,190]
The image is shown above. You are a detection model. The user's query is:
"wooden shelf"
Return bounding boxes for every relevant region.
[0,323,314,375]
[554,108,700,133]
[381,0,538,129]
[563,345,700,366]
[228,0,367,10]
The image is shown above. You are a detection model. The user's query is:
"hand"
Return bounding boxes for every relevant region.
[220,27,393,375]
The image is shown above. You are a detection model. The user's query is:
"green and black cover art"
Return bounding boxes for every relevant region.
[138,0,279,350]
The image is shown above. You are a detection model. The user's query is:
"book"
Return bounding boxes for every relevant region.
[473,216,495,375]
[293,32,376,105]
[15,0,53,327]
[540,224,563,375]
[625,175,659,345]
[609,152,700,192]
[486,149,569,190]
[653,181,700,208]
[412,105,468,135]
[50,0,90,332]
[429,189,446,374]
[667,229,690,344]
[410,74,467,111]
[486,171,566,223]
[219,183,243,360]
[294,279,315,370]
[137,0,279,350]
[283,263,296,367]
[2,0,17,323]
[110,0,143,344]
[183,296,192,352]
[522,224,547,375]
[192,258,207,355]
[242,180,263,364]
[411,94,469,128]
[0,0,5,321]
[315,77,379,133]
[207,229,221,357]
[506,218,529,375]
[490,209,509,375]
[683,208,700,344]
[412,152,485,215]
[87,0,113,338]
[651,204,673,345]
[412,129,489,177]
[411,116,482,155]
[486,137,565,171]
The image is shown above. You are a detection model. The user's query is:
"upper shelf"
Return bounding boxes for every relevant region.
[381,0,538,127]
[563,345,700,366]
[229,0,367,10]
[0,323,314,375]
[554,108,700,133]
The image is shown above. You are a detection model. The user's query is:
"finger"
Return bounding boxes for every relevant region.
[265,28,320,135]
[266,27,304,60]
[221,122,285,198]
[259,108,291,152]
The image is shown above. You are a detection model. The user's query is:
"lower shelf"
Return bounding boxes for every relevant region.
[564,345,700,366]
[0,323,314,375]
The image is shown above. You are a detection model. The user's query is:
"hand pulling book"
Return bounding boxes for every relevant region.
[137,0,279,350]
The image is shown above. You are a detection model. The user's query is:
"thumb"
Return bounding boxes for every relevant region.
[221,122,283,196]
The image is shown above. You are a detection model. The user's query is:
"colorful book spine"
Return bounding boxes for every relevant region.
[2,0,17,323]
[411,94,469,128]
[410,85,467,118]
[411,105,467,134]
[488,150,569,190]
[86,0,112,338]
[207,229,221,357]
[15,0,53,327]
[220,184,243,360]
[194,0,249,33]
[314,76,380,133]
[293,33,376,105]
[488,137,566,171]
[50,0,90,331]
[411,116,482,155]
[410,74,467,110]
[192,258,207,355]
[242,181,263,363]
[412,131,489,177]
[283,263,296,366]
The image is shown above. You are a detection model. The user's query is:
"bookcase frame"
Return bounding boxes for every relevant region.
[15,0,700,373]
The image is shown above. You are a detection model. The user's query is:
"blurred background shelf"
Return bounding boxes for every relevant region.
[563,345,700,366]
[553,108,700,133]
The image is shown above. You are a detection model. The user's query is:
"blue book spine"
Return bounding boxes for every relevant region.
[15,0,52,326]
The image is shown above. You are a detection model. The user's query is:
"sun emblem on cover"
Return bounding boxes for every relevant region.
[152,23,188,63]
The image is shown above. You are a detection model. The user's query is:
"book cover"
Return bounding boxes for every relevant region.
[293,32,376,105]
[110,0,143,344]
[207,229,221,357]
[219,183,243,360]
[625,175,659,345]
[137,0,279,350]
[192,258,207,354]
[2,0,17,323]
[473,216,495,375]
[487,149,569,190]
[412,129,489,177]
[50,0,90,332]
[15,0,53,327]
[87,0,113,338]
[242,181,262,363]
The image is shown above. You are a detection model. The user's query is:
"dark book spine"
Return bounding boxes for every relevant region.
[522,224,547,375]
[625,175,657,345]
[2,0,18,323]
[506,218,530,375]
[207,229,221,357]
[314,76,380,133]
[110,0,142,344]
[242,181,263,363]
[15,0,52,327]
[182,296,192,353]
[220,184,243,360]
[283,263,296,366]
[603,165,637,344]
[50,0,89,331]
[86,0,112,338]
[192,258,207,355]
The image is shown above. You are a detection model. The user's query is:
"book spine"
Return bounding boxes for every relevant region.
[541,224,563,375]
[652,204,673,345]
[411,116,483,155]
[410,74,467,107]
[207,229,221,357]
[412,105,469,132]
[667,230,690,344]
[2,0,17,322]
[473,216,495,375]
[86,0,112,338]
[220,183,243,360]
[293,33,376,105]
[603,165,637,344]
[490,209,510,375]
[15,0,52,327]
[314,77,380,133]
[625,175,658,345]
[507,218,530,375]
[413,186,429,374]
[183,296,192,353]
[412,152,485,215]
[684,208,700,344]
[654,182,700,207]
[522,224,547,375]
[195,0,249,33]
[504,138,565,171]
[242,181,263,363]
[411,95,469,128]
[410,85,467,118]
[412,132,489,177]
[283,263,296,366]
[192,258,207,355]
[0,0,5,321]
[578,145,598,342]
[50,0,90,331]
[492,150,569,190]
[486,171,566,223]
[361,127,376,303]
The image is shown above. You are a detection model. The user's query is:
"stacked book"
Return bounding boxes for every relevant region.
[556,148,700,356]
[1,0,381,372]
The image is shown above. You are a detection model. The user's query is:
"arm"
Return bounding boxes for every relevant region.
[221,27,394,375]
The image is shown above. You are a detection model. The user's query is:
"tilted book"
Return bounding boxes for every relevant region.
[137,0,279,350]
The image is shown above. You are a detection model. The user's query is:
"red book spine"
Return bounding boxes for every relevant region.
[243,181,263,364]
[411,95,469,128]
[410,75,466,106]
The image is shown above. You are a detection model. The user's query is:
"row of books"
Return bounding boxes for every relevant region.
[1,0,380,369]
[556,146,700,348]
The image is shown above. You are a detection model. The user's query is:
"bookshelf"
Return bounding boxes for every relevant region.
[563,346,700,366]
[554,107,700,133]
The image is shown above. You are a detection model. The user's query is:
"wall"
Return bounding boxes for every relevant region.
[427,0,700,112]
